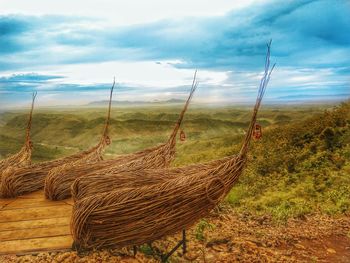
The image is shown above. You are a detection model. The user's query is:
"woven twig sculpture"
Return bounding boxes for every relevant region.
[44,80,115,200]
[45,73,198,201]
[0,81,115,198]
[0,92,36,186]
[72,156,228,201]
[1,148,100,198]
[71,41,275,250]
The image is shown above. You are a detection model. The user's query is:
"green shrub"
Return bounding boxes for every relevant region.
[195,219,215,241]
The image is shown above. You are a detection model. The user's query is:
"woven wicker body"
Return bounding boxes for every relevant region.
[43,141,108,200]
[72,156,245,249]
[0,146,32,175]
[0,93,36,192]
[0,81,115,198]
[44,81,116,200]
[0,145,105,198]
[71,157,228,201]
[71,42,275,249]
[44,75,197,201]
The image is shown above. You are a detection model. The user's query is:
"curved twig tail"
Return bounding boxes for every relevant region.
[239,40,275,157]
[169,70,198,142]
[101,77,115,139]
[25,91,37,146]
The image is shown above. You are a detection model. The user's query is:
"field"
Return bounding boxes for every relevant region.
[0,101,349,262]
[0,103,330,163]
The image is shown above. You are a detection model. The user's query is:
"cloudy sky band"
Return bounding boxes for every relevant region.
[0,0,349,107]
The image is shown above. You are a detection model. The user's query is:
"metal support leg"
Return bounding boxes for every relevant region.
[71,241,76,251]
[133,245,137,256]
[161,229,187,262]
[182,229,187,255]
[72,241,87,257]
[148,242,154,253]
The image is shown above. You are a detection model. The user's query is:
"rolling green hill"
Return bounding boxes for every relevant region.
[0,104,330,161]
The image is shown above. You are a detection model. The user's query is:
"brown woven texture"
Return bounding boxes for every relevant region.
[0,81,115,198]
[0,93,36,188]
[44,73,198,201]
[1,147,98,198]
[71,42,275,250]
[44,80,116,200]
[72,156,228,201]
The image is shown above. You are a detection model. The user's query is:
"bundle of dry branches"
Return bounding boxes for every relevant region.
[44,73,198,201]
[71,41,274,250]
[72,156,229,201]
[0,141,107,198]
[0,81,115,198]
[44,80,115,200]
[0,92,36,185]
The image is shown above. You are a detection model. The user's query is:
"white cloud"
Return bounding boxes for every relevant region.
[38,60,228,88]
[1,0,349,106]
[0,0,260,26]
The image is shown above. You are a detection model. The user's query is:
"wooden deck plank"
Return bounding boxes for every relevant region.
[64,199,74,206]
[16,191,46,199]
[0,226,70,241]
[0,199,15,207]
[0,217,70,231]
[0,235,73,254]
[0,190,74,254]
[2,200,68,210]
[0,199,12,205]
[0,205,72,223]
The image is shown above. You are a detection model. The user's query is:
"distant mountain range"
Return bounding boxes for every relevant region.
[87,99,186,106]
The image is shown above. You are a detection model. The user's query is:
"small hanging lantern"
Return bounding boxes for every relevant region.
[28,140,33,149]
[253,123,262,140]
[105,136,111,145]
[180,130,186,141]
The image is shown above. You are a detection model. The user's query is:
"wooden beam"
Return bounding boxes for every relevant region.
[0,225,70,241]
[0,217,70,231]
[0,190,74,255]
[0,205,72,222]
[1,199,68,210]
[0,235,73,254]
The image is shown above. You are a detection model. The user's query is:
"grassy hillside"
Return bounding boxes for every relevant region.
[1,102,348,221]
[227,101,350,221]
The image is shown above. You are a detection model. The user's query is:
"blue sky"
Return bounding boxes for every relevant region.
[0,0,349,108]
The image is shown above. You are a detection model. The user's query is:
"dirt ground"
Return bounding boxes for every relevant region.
[1,208,349,262]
